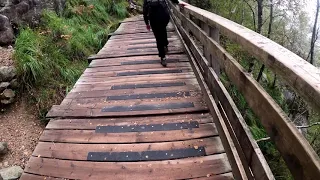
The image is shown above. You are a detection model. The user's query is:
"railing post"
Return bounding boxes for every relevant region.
[209,26,221,76]
[200,21,221,76]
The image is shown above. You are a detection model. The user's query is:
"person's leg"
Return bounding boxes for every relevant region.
[151,23,166,59]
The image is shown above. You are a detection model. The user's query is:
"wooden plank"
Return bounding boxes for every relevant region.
[79,68,193,80]
[46,113,213,130]
[24,154,231,180]
[172,6,272,179]
[121,15,144,23]
[39,123,217,143]
[65,85,200,99]
[191,172,234,180]
[89,47,184,59]
[174,1,320,179]
[85,62,191,72]
[113,22,175,35]
[166,4,248,179]
[89,54,188,68]
[20,173,64,180]
[33,137,224,161]
[46,100,207,118]
[70,78,198,92]
[73,74,196,87]
[108,32,177,40]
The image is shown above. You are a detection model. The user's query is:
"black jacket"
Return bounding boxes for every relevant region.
[143,0,179,25]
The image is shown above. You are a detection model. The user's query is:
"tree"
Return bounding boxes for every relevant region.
[308,0,320,65]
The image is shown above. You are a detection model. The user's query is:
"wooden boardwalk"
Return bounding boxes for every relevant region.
[20,15,233,180]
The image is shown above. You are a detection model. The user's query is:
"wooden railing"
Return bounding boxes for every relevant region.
[167,0,320,179]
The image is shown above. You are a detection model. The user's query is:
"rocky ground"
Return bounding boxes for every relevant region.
[0,100,45,169]
[0,46,45,180]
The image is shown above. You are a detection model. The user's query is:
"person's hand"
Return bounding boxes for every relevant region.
[146,25,151,31]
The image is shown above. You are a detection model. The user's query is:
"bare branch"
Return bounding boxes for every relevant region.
[296,122,320,129]
[256,137,271,143]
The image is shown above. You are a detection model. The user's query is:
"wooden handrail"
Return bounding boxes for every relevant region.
[168,1,320,180]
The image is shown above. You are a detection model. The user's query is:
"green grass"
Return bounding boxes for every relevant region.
[13,0,129,119]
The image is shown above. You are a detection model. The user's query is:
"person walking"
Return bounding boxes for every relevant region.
[143,0,182,67]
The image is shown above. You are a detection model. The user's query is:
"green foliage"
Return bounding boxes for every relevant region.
[14,0,128,118]
[189,0,212,10]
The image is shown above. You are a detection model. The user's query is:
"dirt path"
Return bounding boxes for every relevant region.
[0,100,45,169]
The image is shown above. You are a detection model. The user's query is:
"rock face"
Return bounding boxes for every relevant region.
[0,166,23,180]
[0,142,8,155]
[0,14,14,45]
[0,0,66,45]
[0,0,64,27]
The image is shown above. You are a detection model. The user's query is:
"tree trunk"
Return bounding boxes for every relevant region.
[257,0,263,33]
[243,0,257,31]
[257,0,273,82]
[310,0,320,65]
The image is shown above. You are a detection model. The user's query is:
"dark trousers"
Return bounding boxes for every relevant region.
[150,20,169,58]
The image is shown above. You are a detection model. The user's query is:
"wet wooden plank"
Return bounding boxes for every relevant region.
[40,123,217,143]
[20,173,65,180]
[33,137,224,161]
[46,113,213,130]
[24,154,231,180]
[70,78,198,93]
[113,22,175,35]
[65,85,200,99]
[191,172,234,180]
[85,62,191,72]
[89,54,189,68]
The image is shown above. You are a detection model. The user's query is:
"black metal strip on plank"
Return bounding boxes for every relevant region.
[95,121,199,133]
[121,59,179,65]
[111,82,186,90]
[101,102,194,112]
[106,91,191,101]
[117,69,183,76]
[87,146,206,162]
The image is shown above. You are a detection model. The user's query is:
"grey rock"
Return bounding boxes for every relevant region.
[0,166,23,180]
[1,89,15,99]
[0,82,10,92]
[0,0,61,27]
[0,142,8,155]
[9,79,18,89]
[1,98,14,104]
[0,15,14,45]
[15,1,29,15]
[0,66,16,82]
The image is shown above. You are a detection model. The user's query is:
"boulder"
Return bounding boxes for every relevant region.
[1,89,15,99]
[15,1,29,15]
[0,66,16,82]
[0,166,23,180]
[0,15,14,45]
[0,142,8,155]
[0,82,10,92]
[1,98,14,104]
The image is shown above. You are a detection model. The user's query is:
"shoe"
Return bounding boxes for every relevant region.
[161,57,167,67]
[164,46,168,54]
